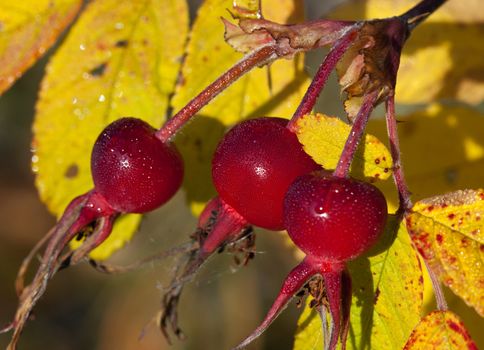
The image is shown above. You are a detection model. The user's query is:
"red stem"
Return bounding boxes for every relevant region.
[287,29,358,132]
[156,45,277,142]
[385,94,412,212]
[333,90,379,178]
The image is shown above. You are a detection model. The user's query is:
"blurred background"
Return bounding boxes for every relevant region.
[0,1,482,349]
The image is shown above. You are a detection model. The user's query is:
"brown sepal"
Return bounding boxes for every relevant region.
[223,17,356,59]
[336,18,409,121]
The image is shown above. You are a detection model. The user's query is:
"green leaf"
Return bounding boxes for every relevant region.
[0,0,81,95]
[294,217,423,350]
[33,0,189,259]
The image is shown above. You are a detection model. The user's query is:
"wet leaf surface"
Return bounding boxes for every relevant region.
[33,0,189,259]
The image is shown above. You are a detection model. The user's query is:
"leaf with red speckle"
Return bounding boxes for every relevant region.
[403,310,478,350]
[406,189,484,316]
[294,113,393,182]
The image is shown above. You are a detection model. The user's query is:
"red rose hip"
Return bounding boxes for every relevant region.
[284,172,388,262]
[212,117,319,230]
[91,117,184,213]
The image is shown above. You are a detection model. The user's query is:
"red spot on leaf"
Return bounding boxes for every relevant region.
[436,234,443,244]
[374,158,380,164]
[447,213,455,220]
[447,320,461,332]
[427,205,434,212]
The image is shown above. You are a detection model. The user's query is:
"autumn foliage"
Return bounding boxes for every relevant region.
[0,0,482,349]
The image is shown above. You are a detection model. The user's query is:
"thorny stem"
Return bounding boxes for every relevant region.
[385,94,413,212]
[333,90,379,178]
[287,29,358,131]
[400,0,447,31]
[156,45,277,142]
[422,258,448,311]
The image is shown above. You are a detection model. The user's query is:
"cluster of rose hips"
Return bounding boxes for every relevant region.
[4,1,445,348]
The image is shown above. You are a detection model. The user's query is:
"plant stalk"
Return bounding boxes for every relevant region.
[156,45,277,142]
[287,29,357,131]
[385,94,413,211]
[333,90,379,178]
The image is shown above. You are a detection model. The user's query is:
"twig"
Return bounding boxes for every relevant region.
[333,90,379,178]
[156,45,277,142]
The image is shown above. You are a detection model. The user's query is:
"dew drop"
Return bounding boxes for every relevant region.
[115,22,124,30]
[79,44,86,51]
[98,94,106,102]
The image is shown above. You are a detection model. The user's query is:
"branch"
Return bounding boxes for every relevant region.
[156,45,276,142]
[400,0,447,31]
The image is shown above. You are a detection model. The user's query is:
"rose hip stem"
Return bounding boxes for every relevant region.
[287,29,358,131]
[385,93,413,212]
[332,90,379,179]
[156,45,277,142]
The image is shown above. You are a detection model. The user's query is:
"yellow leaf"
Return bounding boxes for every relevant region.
[329,0,484,105]
[406,189,484,316]
[33,0,189,259]
[294,113,393,182]
[172,0,310,215]
[403,311,477,349]
[294,217,423,350]
[366,104,484,212]
[0,0,81,95]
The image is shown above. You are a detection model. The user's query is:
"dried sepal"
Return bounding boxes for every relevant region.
[224,17,356,59]
[336,18,409,121]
